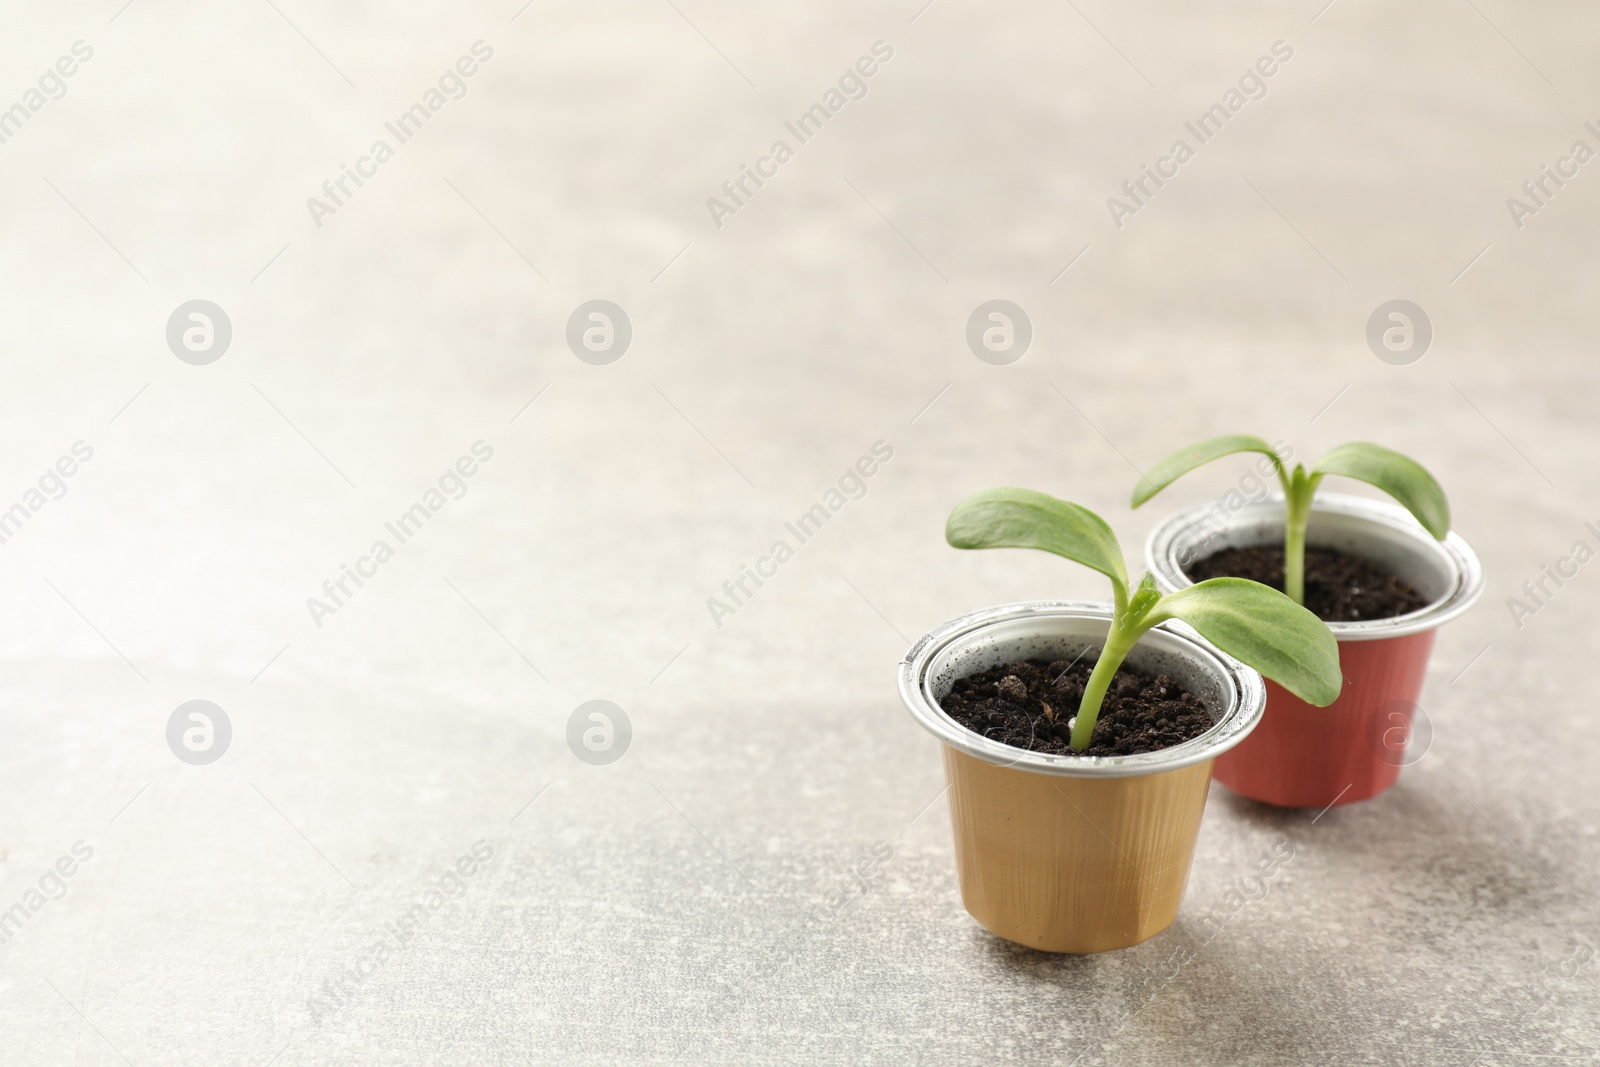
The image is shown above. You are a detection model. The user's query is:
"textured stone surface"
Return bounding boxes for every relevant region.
[1,2,1596,1064]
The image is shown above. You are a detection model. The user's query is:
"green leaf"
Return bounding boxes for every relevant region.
[945,488,1128,598]
[1125,572,1163,624]
[1131,435,1286,508]
[1150,578,1342,706]
[1312,442,1450,539]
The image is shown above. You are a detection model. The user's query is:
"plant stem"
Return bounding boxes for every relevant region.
[1283,516,1306,605]
[1283,481,1313,606]
[1069,618,1141,750]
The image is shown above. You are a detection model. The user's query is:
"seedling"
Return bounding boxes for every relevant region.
[1131,437,1449,605]
[946,489,1340,750]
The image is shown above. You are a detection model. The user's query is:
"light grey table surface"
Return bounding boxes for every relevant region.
[1,2,1596,1064]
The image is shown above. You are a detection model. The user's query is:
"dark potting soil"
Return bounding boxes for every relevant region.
[940,656,1213,757]
[1183,544,1430,622]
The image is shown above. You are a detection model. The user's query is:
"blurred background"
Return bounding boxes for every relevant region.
[0,2,1596,1064]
